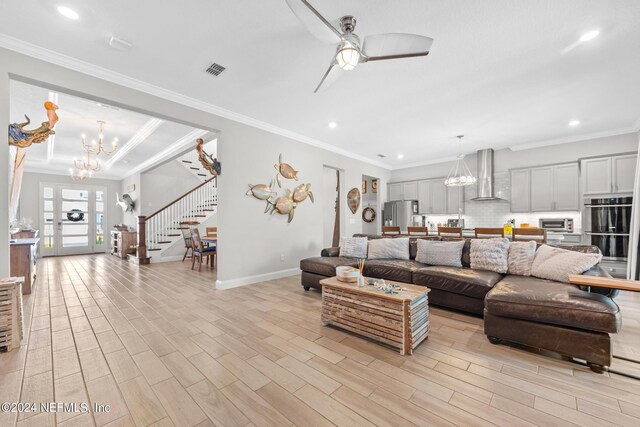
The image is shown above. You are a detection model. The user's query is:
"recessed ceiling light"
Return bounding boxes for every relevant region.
[569,120,580,127]
[579,30,600,42]
[397,154,404,159]
[328,122,337,129]
[57,6,79,20]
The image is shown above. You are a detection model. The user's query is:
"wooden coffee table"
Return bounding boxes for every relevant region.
[320,276,430,355]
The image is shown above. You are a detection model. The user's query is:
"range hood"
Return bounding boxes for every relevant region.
[471,148,505,201]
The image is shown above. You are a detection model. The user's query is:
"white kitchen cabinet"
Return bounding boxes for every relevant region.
[553,163,580,211]
[510,169,530,212]
[431,181,447,214]
[530,166,554,211]
[389,183,403,201]
[582,157,612,195]
[612,154,637,193]
[417,179,447,214]
[417,181,430,214]
[446,185,464,214]
[402,182,418,200]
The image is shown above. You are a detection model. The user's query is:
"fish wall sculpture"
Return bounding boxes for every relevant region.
[274,153,298,188]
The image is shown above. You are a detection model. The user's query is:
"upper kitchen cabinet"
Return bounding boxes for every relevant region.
[612,154,637,193]
[446,185,464,214]
[402,182,418,200]
[389,183,403,201]
[582,154,637,195]
[581,157,611,195]
[511,162,579,212]
[510,168,530,212]
[530,166,555,211]
[417,179,447,214]
[553,163,580,211]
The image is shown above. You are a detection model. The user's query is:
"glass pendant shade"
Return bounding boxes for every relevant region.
[445,155,477,187]
[336,41,360,70]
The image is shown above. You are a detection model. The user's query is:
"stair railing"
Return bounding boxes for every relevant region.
[136,176,217,263]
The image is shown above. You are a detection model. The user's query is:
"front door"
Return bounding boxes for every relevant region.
[40,183,107,256]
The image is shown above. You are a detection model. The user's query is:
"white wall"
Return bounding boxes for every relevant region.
[0,47,390,288]
[140,160,200,217]
[19,172,123,252]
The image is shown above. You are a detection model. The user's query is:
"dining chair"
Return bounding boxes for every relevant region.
[474,227,505,239]
[437,226,463,238]
[190,227,217,271]
[382,226,401,235]
[179,221,200,262]
[512,227,547,244]
[407,226,429,235]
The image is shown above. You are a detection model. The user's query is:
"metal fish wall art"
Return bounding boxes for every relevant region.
[274,153,299,188]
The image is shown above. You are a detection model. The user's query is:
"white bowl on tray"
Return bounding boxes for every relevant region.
[336,266,359,283]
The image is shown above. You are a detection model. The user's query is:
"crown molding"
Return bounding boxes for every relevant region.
[507,127,638,152]
[0,34,391,170]
[104,118,164,169]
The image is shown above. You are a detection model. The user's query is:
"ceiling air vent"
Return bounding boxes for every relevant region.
[205,63,226,76]
[377,154,387,158]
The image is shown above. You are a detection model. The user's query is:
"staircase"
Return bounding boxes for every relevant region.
[134,176,217,263]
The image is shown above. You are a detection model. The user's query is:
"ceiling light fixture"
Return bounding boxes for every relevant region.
[57,6,79,20]
[336,39,361,71]
[71,121,118,179]
[397,154,404,159]
[579,30,600,42]
[328,122,337,129]
[569,120,580,127]
[445,135,477,187]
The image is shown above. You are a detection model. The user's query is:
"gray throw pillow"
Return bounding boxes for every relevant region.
[508,241,537,276]
[367,238,410,260]
[531,244,602,283]
[339,237,368,259]
[470,238,510,274]
[415,240,464,267]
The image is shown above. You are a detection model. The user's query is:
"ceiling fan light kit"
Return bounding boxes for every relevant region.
[286,0,433,92]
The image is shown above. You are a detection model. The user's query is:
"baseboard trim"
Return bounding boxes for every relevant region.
[216,268,300,290]
[149,255,184,263]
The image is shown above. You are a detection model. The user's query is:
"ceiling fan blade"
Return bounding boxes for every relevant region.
[285,0,343,44]
[314,62,343,93]
[362,33,433,62]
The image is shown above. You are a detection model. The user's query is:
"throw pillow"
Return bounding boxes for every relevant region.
[415,240,465,267]
[531,244,602,283]
[508,241,537,276]
[338,237,368,259]
[470,238,510,274]
[367,238,410,260]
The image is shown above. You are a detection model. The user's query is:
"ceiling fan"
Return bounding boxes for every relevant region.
[285,0,434,93]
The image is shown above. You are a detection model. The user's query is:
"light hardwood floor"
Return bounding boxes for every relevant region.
[1,254,640,426]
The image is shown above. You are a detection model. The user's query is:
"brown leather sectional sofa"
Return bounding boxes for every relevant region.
[299,235,621,372]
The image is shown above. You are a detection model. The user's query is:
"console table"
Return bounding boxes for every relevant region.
[10,238,39,295]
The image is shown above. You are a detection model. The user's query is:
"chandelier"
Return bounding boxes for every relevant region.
[70,120,118,180]
[444,135,477,187]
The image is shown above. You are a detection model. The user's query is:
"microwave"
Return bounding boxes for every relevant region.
[539,218,574,232]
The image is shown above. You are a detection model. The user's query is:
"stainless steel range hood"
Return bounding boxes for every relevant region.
[471,148,504,201]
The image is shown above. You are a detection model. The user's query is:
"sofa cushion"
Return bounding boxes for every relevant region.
[485,275,621,333]
[368,238,410,260]
[339,237,368,258]
[413,266,503,299]
[416,240,465,267]
[508,241,537,276]
[409,236,443,260]
[300,257,358,277]
[471,238,510,273]
[363,259,426,283]
[531,244,602,283]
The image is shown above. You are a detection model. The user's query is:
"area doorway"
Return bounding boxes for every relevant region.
[40,183,107,256]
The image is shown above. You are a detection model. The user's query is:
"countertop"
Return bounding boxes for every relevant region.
[10,238,40,246]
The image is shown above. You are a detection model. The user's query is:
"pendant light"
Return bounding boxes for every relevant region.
[444,135,477,187]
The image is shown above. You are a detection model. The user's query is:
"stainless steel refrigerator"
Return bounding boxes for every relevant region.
[383,201,419,231]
